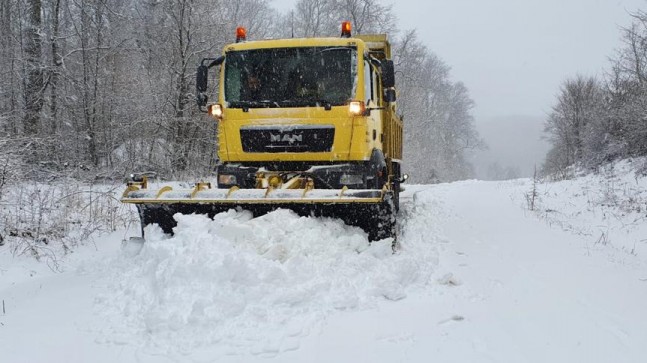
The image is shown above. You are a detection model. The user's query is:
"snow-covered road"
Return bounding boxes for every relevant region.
[1,177,646,362]
[395,182,647,362]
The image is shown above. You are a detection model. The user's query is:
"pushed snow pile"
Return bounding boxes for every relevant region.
[94,208,435,356]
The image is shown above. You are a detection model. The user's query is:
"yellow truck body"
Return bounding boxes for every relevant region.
[122,26,404,241]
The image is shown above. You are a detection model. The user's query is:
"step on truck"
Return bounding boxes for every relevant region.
[121,22,405,241]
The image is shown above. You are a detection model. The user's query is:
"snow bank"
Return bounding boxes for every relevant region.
[516,158,647,261]
[94,207,437,356]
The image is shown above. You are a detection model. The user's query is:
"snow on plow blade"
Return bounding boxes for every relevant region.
[121,181,396,241]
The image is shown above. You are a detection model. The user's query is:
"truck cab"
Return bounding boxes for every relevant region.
[197,24,403,200]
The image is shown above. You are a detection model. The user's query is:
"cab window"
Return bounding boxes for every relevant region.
[364,59,373,104]
[373,70,381,106]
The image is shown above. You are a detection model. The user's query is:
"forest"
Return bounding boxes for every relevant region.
[544,8,647,177]
[0,0,482,187]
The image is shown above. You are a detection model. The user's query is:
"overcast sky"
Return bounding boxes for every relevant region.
[272,0,645,123]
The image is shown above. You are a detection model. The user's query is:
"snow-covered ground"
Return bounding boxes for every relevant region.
[1,162,647,362]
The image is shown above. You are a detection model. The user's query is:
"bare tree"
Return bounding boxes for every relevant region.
[0,0,19,135]
[609,13,647,158]
[23,0,44,137]
[544,75,602,172]
[48,0,62,136]
[334,0,397,35]
[294,0,334,37]
[394,31,482,182]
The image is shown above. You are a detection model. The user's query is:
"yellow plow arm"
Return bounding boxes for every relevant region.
[121,178,395,241]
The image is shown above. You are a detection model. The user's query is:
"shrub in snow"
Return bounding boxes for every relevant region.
[1,181,135,268]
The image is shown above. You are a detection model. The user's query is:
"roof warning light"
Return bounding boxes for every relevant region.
[236,27,247,42]
[341,21,352,38]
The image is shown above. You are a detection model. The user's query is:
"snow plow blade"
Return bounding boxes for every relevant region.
[121,180,396,241]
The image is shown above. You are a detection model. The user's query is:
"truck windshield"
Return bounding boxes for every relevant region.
[224,47,357,108]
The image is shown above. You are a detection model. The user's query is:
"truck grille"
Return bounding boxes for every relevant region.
[240,125,335,153]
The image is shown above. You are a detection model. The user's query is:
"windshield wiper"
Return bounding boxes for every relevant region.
[315,47,353,54]
[277,99,333,109]
[314,99,332,110]
[229,100,279,108]
[230,99,335,110]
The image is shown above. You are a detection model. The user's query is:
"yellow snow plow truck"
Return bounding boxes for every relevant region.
[121,22,405,241]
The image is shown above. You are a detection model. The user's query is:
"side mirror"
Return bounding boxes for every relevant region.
[197,65,208,92]
[196,65,208,106]
[399,174,409,183]
[381,59,395,88]
[384,88,396,103]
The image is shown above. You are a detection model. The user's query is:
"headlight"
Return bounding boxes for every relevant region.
[218,174,237,185]
[349,101,365,116]
[208,104,223,119]
[339,174,363,185]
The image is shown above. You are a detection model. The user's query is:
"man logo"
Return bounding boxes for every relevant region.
[270,133,303,143]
